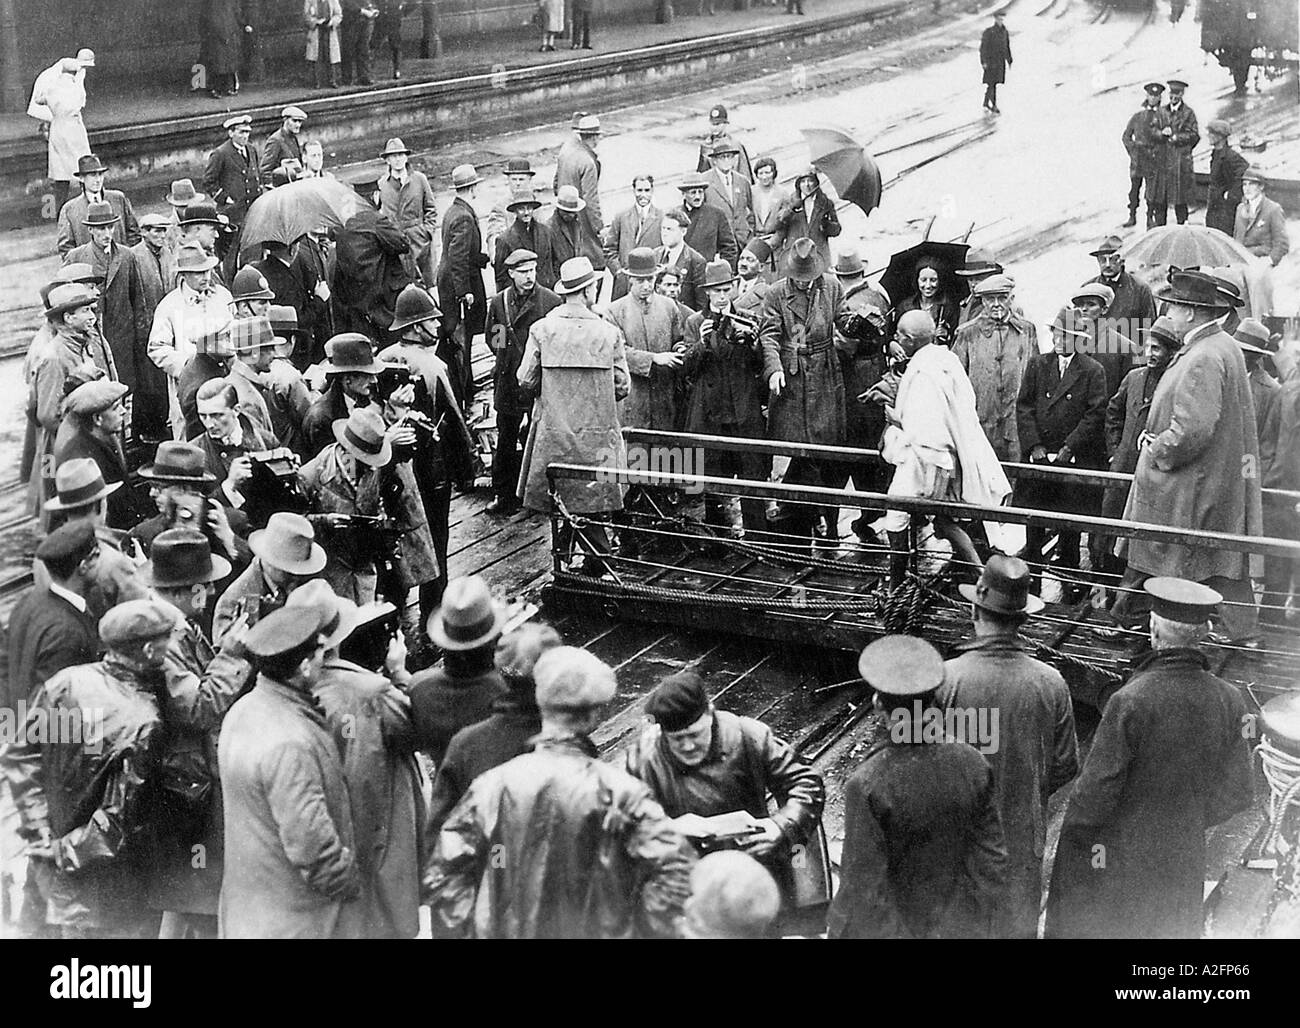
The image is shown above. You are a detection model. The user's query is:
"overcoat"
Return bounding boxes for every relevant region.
[1122,320,1263,581]
[952,311,1037,462]
[436,195,489,341]
[380,169,439,285]
[64,241,150,403]
[494,218,559,292]
[58,190,141,256]
[304,0,344,63]
[2,587,98,713]
[1206,145,1249,235]
[54,425,135,529]
[550,210,607,271]
[204,0,244,77]
[1045,648,1253,939]
[332,208,412,338]
[1082,270,1156,352]
[485,285,562,418]
[1248,364,1280,443]
[218,674,362,938]
[681,307,765,436]
[684,202,739,270]
[204,139,264,226]
[1148,102,1199,207]
[604,293,688,431]
[29,72,88,180]
[1121,104,1161,181]
[409,664,508,766]
[759,274,846,446]
[774,190,840,272]
[940,638,1078,938]
[655,243,708,312]
[979,23,1012,85]
[553,138,602,236]
[1015,351,1108,515]
[603,203,663,300]
[516,303,630,513]
[704,167,756,251]
[1102,363,1165,519]
[259,127,304,181]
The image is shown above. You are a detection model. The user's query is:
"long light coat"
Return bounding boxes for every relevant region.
[516,302,630,513]
[1122,319,1263,581]
[603,292,687,431]
[304,0,344,63]
[28,71,89,180]
[952,312,1038,462]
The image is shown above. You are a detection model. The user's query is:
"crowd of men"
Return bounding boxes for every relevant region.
[3,80,1298,938]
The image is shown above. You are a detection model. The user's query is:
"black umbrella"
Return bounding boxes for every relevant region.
[878,240,971,310]
[800,125,883,217]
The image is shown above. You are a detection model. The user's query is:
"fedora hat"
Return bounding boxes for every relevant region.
[1143,314,1182,350]
[954,247,1002,277]
[505,157,535,177]
[1234,317,1273,355]
[1241,165,1267,185]
[857,635,945,697]
[451,164,481,189]
[506,188,542,212]
[676,172,711,192]
[268,304,303,336]
[45,458,122,512]
[832,250,866,277]
[555,256,598,295]
[390,284,442,332]
[381,137,411,157]
[174,243,220,274]
[701,258,735,289]
[286,579,357,650]
[958,555,1045,616]
[138,440,218,488]
[74,154,108,177]
[167,178,207,207]
[44,283,98,320]
[1088,234,1125,257]
[1156,269,1242,309]
[142,528,232,589]
[625,247,659,278]
[229,316,277,353]
[710,136,740,157]
[554,184,586,213]
[427,575,505,651]
[576,115,601,136]
[251,512,327,576]
[785,237,821,282]
[332,407,393,468]
[323,333,385,374]
[54,262,104,287]
[178,202,222,227]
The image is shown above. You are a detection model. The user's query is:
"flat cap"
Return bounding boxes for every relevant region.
[858,635,945,696]
[281,105,308,120]
[533,646,617,710]
[245,604,334,659]
[1167,78,1188,90]
[972,273,1014,297]
[646,670,710,731]
[65,378,128,416]
[35,519,97,565]
[223,113,253,130]
[1206,119,1232,138]
[138,212,170,230]
[685,852,781,939]
[677,172,711,191]
[1145,314,1182,349]
[1145,577,1221,623]
[100,599,179,647]
[1071,282,1115,307]
[504,248,539,269]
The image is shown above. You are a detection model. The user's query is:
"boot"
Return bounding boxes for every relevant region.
[1122,211,1137,228]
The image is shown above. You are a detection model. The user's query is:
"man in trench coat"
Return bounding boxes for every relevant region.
[1046,579,1253,939]
[1148,80,1199,226]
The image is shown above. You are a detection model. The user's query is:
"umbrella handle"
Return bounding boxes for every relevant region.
[922,215,936,242]
[961,222,974,243]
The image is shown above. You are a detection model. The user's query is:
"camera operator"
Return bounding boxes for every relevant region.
[377,284,476,611]
[129,440,251,576]
[302,333,388,457]
[194,378,281,512]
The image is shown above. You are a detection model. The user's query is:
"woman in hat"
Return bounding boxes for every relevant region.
[774,167,840,272]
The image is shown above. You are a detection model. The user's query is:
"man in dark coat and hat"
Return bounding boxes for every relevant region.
[1120,84,1164,228]
[829,635,1008,939]
[492,189,558,294]
[1206,119,1249,236]
[437,164,490,405]
[1081,235,1156,356]
[979,11,1012,114]
[57,154,140,256]
[940,557,1078,938]
[302,333,385,457]
[1149,80,1199,226]
[679,172,738,271]
[333,170,413,342]
[1046,578,1254,939]
[54,380,135,528]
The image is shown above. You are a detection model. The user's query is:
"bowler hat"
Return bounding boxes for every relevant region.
[958,555,1045,616]
[625,247,659,279]
[245,604,334,660]
[36,519,97,565]
[232,266,276,301]
[178,202,222,227]
[954,247,1002,277]
[389,284,442,332]
[646,670,709,731]
[505,157,535,177]
[99,600,178,648]
[75,154,108,177]
[785,237,821,282]
[553,184,586,213]
[504,248,539,269]
[1156,269,1241,309]
[1234,318,1273,355]
[676,172,711,192]
[332,407,393,468]
[1241,165,1267,185]
[555,256,597,294]
[710,136,740,157]
[223,114,253,130]
[137,441,218,488]
[229,316,277,353]
[43,283,98,320]
[64,379,128,417]
[506,188,541,212]
[1088,234,1125,257]
[533,646,617,710]
[323,333,384,374]
[167,179,206,207]
[701,259,735,289]
[832,250,866,277]
[857,635,945,696]
[1145,577,1220,624]
[250,512,327,576]
[381,137,411,157]
[142,528,232,589]
[427,575,504,651]
[451,164,481,189]
[45,458,122,512]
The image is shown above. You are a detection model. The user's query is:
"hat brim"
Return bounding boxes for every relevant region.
[453,175,483,188]
[236,287,277,302]
[142,552,232,589]
[75,166,108,177]
[857,650,943,696]
[381,147,412,157]
[701,275,736,289]
[44,297,99,319]
[323,359,386,375]
[1154,285,1239,309]
[1088,248,1121,258]
[957,582,1046,616]
[176,255,220,272]
[250,532,328,576]
[332,418,392,467]
[506,199,542,212]
[168,193,208,207]
[427,603,505,651]
[954,265,1001,277]
[389,308,442,332]
[555,272,597,295]
[833,266,866,278]
[556,198,587,213]
[136,465,218,488]
[1236,339,1271,356]
[45,479,122,512]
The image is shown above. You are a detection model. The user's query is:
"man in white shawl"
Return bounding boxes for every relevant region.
[867,310,1010,590]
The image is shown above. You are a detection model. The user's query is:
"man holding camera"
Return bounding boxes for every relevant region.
[213,512,327,647]
[195,379,280,512]
[302,333,387,457]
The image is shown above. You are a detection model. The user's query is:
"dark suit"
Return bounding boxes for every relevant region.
[333,208,412,341]
[484,285,562,504]
[3,588,98,712]
[54,427,136,529]
[437,196,490,406]
[655,243,708,312]
[603,204,663,300]
[302,381,350,459]
[57,189,140,256]
[684,201,738,270]
[253,253,319,345]
[259,128,304,181]
[1016,351,1107,577]
[493,219,558,293]
[703,168,755,252]
[203,139,263,226]
[178,353,233,441]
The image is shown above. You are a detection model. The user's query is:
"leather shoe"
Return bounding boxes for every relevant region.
[486,498,521,516]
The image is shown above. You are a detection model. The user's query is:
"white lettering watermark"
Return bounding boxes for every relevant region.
[887,702,1000,754]
[50,960,151,1009]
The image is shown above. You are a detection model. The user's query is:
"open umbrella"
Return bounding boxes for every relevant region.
[1122,224,1253,270]
[800,125,883,217]
[878,239,970,311]
[240,178,365,247]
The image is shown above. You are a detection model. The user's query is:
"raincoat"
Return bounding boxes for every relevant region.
[952,311,1037,462]
[604,292,688,431]
[28,69,89,181]
[759,274,846,446]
